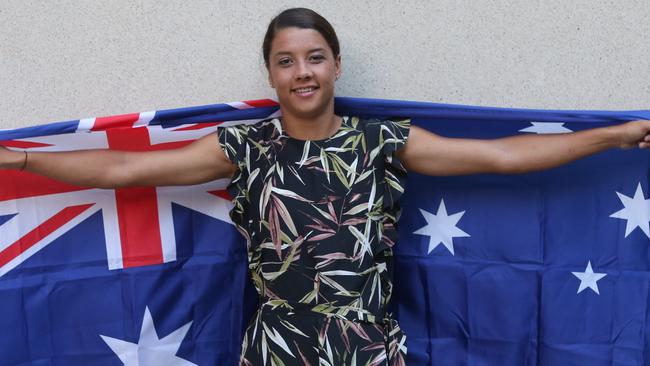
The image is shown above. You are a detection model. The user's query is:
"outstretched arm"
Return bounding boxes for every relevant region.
[397,120,650,176]
[0,133,236,188]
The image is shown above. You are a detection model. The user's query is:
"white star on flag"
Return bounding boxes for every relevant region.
[519,122,573,134]
[610,182,650,239]
[100,307,196,366]
[413,199,470,255]
[571,261,607,295]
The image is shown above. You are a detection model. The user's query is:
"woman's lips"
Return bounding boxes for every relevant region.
[292,86,319,97]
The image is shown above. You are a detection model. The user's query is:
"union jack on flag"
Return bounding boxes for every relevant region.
[1,97,650,365]
[1,99,280,274]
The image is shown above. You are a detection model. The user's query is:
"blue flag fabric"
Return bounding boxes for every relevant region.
[0,97,649,365]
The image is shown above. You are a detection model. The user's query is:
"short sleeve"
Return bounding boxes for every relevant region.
[378,118,410,169]
[217,123,250,167]
[217,124,251,224]
[362,117,411,220]
[378,118,410,212]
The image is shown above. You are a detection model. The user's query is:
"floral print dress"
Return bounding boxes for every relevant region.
[218,116,410,366]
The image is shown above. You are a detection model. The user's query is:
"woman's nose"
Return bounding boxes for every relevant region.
[294,62,313,80]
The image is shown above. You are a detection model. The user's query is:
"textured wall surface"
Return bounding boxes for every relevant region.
[1,1,649,128]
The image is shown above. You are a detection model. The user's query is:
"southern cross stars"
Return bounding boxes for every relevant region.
[519,122,573,134]
[413,199,470,255]
[610,182,650,239]
[100,307,196,366]
[571,261,607,295]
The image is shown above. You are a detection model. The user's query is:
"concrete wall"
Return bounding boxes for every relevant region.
[1,0,649,129]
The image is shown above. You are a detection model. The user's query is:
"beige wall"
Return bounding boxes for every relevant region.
[1,0,649,129]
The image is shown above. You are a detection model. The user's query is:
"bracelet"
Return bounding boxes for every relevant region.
[19,150,28,171]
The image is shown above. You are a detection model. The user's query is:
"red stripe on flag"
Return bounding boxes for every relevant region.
[153,140,194,150]
[0,171,88,202]
[0,204,94,268]
[242,99,279,108]
[106,127,164,268]
[0,140,53,149]
[114,187,163,267]
[208,189,232,201]
[92,113,140,131]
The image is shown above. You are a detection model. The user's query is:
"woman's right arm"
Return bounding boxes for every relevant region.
[0,133,236,188]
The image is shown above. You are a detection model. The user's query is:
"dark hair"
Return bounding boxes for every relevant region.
[262,8,340,68]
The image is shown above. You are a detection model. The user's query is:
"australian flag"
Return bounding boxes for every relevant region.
[0,98,649,365]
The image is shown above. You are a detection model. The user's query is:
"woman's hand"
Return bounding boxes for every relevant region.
[611,119,650,149]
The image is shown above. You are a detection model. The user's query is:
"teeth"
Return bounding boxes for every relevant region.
[295,88,314,93]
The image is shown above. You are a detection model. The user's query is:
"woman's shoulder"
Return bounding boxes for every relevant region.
[353,116,411,138]
[352,116,411,159]
[218,118,282,140]
[216,118,282,164]
[351,116,411,132]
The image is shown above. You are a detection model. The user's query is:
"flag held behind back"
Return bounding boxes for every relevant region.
[0,97,649,365]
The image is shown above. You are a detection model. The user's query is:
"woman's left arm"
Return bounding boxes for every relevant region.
[396,120,650,176]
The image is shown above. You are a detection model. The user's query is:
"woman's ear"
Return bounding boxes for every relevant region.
[335,55,342,80]
[268,74,275,88]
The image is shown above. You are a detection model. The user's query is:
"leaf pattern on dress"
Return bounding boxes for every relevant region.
[218,116,410,365]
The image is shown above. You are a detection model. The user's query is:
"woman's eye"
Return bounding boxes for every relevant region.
[310,55,325,62]
[278,59,292,66]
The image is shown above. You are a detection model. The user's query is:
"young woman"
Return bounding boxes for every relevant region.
[2,7,650,366]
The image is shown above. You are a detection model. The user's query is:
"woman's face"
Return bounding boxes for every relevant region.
[267,27,341,120]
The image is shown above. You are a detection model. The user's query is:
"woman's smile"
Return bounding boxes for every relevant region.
[292,85,319,97]
[291,86,320,101]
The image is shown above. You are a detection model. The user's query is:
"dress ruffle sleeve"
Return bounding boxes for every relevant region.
[378,118,410,212]
[217,123,251,233]
[217,123,249,167]
[362,117,411,248]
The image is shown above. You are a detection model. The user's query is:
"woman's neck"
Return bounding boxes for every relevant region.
[280,110,342,141]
